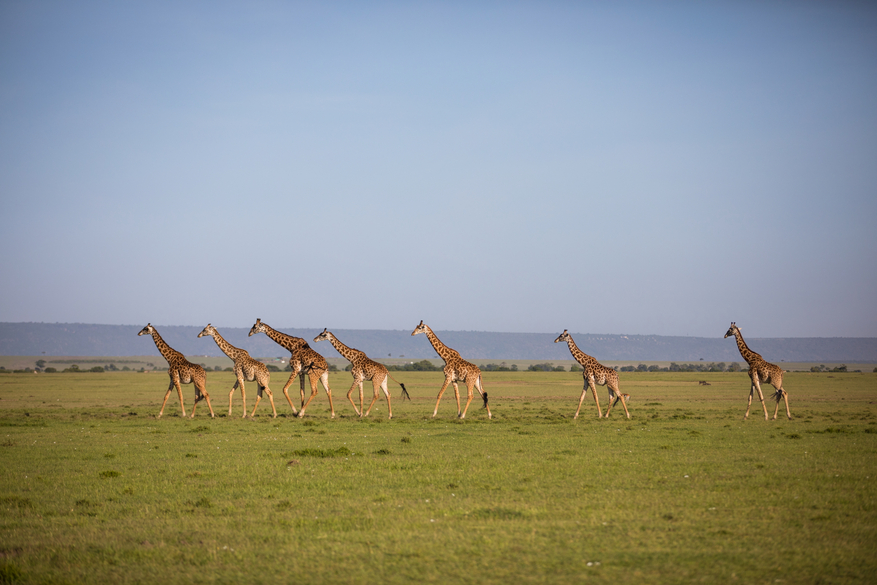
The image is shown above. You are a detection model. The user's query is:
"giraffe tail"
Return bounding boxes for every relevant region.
[388,374,410,400]
[482,391,489,408]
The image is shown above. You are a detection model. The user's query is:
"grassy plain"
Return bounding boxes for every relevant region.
[1,369,875,584]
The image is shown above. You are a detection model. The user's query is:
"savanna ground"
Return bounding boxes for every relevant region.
[1,368,875,584]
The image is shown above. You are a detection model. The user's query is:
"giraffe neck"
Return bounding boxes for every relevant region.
[262,324,308,352]
[326,335,361,363]
[564,335,593,366]
[423,326,458,363]
[733,331,760,365]
[150,330,182,363]
[209,330,242,361]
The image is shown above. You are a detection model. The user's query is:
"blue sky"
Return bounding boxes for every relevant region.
[1,1,875,338]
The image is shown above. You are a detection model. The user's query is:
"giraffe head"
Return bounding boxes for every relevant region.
[138,323,155,336]
[198,324,217,338]
[249,318,266,337]
[411,320,428,336]
[724,322,739,339]
[554,330,571,344]
[313,328,333,344]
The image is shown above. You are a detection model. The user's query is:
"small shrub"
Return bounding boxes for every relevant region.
[99,470,120,478]
[290,446,351,458]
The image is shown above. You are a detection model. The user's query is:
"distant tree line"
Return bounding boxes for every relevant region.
[619,362,742,373]
[809,364,862,373]
[384,360,442,372]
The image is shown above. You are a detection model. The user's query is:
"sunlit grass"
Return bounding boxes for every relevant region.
[1,370,875,583]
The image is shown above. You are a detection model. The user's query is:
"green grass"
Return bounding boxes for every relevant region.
[1,370,875,584]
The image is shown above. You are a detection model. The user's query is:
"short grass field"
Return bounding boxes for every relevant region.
[1,369,875,584]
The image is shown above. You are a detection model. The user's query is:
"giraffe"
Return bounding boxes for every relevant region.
[554,330,630,419]
[410,321,492,419]
[137,324,215,418]
[197,324,276,419]
[724,322,791,421]
[313,329,405,419]
[248,319,336,418]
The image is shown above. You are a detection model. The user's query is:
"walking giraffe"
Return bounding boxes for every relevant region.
[554,330,630,419]
[197,324,276,418]
[248,319,336,418]
[137,324,215,418]
[724,322,791,420]
[313,329,406,419]
[411,321,491,419]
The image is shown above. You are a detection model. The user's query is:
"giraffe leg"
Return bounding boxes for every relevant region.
[298,371,320,418]
[359,381,365,418]
[590,380,603,418]
[197,379,215,418]
[346,380,362,417]
[363,376,384,418]
[251,385,277,418]
[753,378,768,421]
[773,388,791,420]
[191,377,212,418]
[251,390,262,417]
[604,383,630,419]
[299,372,307,410]
[460,380,475,419]
[321,371,335,419]
[265,386,277,418]
[452,382,462,417]
[616,392,631,419]
[744,384,753,420]
[175,380,186,418]
[382,378,393,419]
[158,381,174,418]
[432,378,453,418]
[280,369,300,415]
[238,378,248,418]
[573,381,588,419]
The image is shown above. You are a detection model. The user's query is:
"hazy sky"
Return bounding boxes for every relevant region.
[1,1,875,339]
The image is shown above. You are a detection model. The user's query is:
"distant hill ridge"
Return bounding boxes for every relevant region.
[1,322,875,362]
